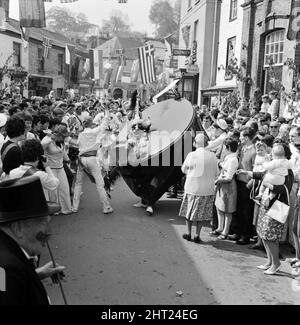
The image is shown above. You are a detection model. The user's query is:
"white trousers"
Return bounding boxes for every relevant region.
[73,156,111,212]
[49,168,72,214]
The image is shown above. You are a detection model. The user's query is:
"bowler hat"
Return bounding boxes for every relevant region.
[0,176,60,224]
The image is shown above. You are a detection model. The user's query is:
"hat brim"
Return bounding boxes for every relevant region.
[0,202,61,224]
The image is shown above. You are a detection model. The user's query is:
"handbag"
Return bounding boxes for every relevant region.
[266,185,290,224]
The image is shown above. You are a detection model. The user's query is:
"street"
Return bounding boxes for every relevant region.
[41,178,300,305]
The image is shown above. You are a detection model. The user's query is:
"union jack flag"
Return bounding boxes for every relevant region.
[138,44,156,85]
[43,37,53,58]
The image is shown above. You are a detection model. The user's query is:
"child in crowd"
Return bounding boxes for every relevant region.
[247,141,270,189]
[260,95,270,114]
[255,143,292,204]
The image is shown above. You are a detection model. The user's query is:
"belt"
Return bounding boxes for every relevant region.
[80,151,97,158]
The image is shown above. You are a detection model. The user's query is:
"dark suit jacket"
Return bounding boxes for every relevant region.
[0,231,50,305]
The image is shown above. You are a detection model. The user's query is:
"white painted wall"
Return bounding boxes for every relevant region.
[0,32,29,93]
[216,0,243,88]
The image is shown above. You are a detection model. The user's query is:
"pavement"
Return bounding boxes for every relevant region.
[40,178,300,305]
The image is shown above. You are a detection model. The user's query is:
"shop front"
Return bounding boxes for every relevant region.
[28,75,53,98]
[201,85,236,108]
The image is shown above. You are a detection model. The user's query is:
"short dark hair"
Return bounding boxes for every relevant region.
[224,137,239,153]
[32,115,41,128]
[262,135,274,148]
[49,117,61,130]
[273,139,292,160]
[210,109,220,119]
[21,139,44,163]
[40,114,50,125]
[241,126,256,140]
[249,121,258,133]
[8,106,19,117]
[5,115,25,138]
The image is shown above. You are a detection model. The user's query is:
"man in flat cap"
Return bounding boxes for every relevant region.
[0,176,65,305]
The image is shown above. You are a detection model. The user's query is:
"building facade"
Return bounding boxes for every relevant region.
[178,0,221,105]
[240,0,298,111]
[206,0,244,106]
[0,19,29,97]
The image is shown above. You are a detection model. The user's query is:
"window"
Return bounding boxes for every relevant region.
[225,36,236,79]
[58,53,64,75]
[264,30,285,67]
[38,48,45,72]
[229,0,238,21]
[13,42,21,67]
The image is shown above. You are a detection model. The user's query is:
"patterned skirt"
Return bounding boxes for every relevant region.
[256,205,285,242]
[214,179,237,214]
[179,193,215,222]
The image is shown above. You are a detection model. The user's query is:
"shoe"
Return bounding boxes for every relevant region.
[194,237,202,244]
[146,206,154,215]
[182,234,192,242]
[218,234,228,240]
[103,207,114,214]
[264,265,281,275]
[227,234,241,241]
[236,238,250,245]
[209,230,221,237]
[133,202,147,209]
[257,264,271,270]
[286,258,299,266]
[249,244,264,250]
[292,267,300,277]
[72,207,78,213]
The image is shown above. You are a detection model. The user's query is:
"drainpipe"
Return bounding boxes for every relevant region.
[210,0,220,87]
[245,0,256,98]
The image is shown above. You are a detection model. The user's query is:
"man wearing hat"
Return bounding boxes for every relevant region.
[0,176,64,305]
[206,119,228,153]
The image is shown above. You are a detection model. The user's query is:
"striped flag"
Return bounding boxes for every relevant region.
[43,37,53,58]
[138,44,156,85]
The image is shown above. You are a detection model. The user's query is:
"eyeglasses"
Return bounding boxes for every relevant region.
[270,126,279,129]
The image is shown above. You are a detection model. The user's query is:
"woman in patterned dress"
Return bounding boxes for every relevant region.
[179,133,218,244]
[237,142,293,275]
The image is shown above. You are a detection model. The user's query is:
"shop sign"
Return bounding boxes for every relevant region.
[172,49,191,57]
[186,64,199,74]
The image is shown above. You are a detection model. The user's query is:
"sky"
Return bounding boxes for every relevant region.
[9,0,177,36]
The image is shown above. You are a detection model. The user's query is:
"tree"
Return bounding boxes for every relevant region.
[101,10,130,37]
[149,0,179,43]
[46,7,96,38]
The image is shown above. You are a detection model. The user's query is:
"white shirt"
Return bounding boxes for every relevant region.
[219,153,239,180]
[206,132,227,153]
[182,147,218,196]
[93,112,105,126]
[9,165,60,199]
[77,126,102,155]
